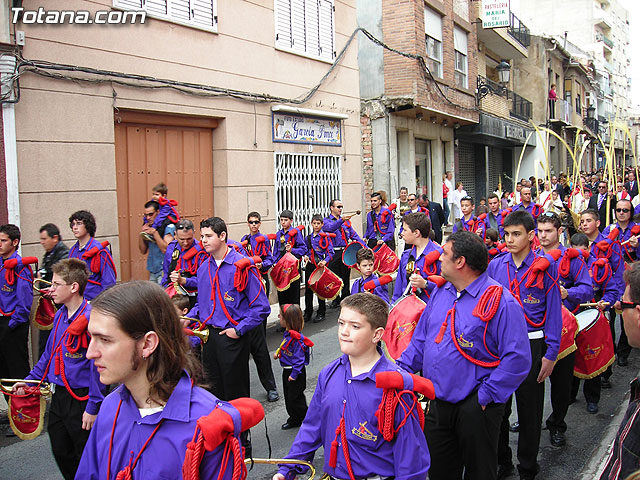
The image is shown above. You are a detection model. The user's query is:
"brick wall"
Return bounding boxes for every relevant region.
[361,114,374,209]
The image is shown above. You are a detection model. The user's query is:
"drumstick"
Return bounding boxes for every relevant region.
[621,236,638,246]
[578,302,610,307]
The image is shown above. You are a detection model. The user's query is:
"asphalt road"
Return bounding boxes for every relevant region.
[0,304,637,479]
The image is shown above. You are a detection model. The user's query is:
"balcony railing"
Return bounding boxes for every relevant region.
[511,92,532,121]
[508,12,530,48]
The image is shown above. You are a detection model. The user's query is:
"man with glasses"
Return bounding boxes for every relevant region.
[242,212,275,297]
[139,200,175,284]
[68,210,116,300]
[587,181,616,231]
[602,198,638,368]
[162,219,204,308]
[600,262,640,480]
[324,199,364,307]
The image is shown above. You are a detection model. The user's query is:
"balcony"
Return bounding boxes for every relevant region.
[549,99,571,126]
[596,32,614,53]
[508,12,531,48]
[511,92,532,121]
[594,7,612,30]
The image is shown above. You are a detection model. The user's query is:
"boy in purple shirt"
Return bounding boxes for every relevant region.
[68,210,116,300]
[15,258,104,480]
[364,192,396,250]
[350,248,389,303]
[303,214,334,323]
[487,210,562,480]
[77,281,257,479]
[271,210,307,306]
[273,293,430,480]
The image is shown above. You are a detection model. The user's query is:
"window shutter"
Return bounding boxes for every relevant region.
[167,0,189,21]
[424,7,442,42]
[454,26,467,53]
[291,0,306,53]
[318,0,334,61]
[305,0,320,57]
[113,0,144,9]
[191,0,216,28]
[275,0,293,49]
[146,0,169,17]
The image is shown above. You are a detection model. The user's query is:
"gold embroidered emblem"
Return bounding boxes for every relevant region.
[65,352,83,359]
[172,249,180,260]
[324,282,335,292]
[13,409,36,424]
[458,333,474,348]
[224,291,235,302]
[2,285,13,292]
[352,421,377,442]
[584,344,602,360]
[395,320,417,338]
[523,294,540,304]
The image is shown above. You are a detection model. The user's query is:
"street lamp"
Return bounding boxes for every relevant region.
[477,60,511,102]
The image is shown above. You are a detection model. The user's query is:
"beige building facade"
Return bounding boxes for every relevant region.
[4,0,362,280]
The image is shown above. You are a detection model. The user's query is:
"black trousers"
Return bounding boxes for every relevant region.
[611,311,632,360]
[248,320,277,393]
[498,338,546,479]
[327,248,350,302]
[282,367,308,425]
[49,387,91,480]
[572,374,601,404]
[426,392,505,480]
[202,328,251,401]
[546,351,575,434]
[367,238,396,251]
[0,319,29,402]
[277,267,301,306]
[304,262,325,316]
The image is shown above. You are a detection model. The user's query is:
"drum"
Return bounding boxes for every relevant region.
[373,242,400,275]
[573,309,615,379]
[342,241,365,268]
[557,306,578,360]
[308,267,343,301]
[382,293,426,360]
[270,253,301,291]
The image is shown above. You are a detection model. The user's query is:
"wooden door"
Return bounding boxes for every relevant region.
[114,111,216,281]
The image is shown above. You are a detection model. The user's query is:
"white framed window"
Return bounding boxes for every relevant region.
[274,153,342,226]
[424,7,443,78]
[275,0,336,63]
[113,0,217,33]
[454,26,468,89]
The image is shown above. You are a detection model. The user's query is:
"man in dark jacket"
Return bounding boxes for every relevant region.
[587,181,617,231]
[419,194,445,244]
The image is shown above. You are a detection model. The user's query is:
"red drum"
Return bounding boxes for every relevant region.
[373,242,400,275]
[382,294,426,360]
[308,267,343,301]
[8,386,47,440]
[342,241,364,268]
[573,309,615,379]
[270,253,301,291]
[557,306,578,360]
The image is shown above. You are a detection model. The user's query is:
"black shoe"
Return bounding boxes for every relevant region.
[267,390,279,402]
[587,402,599,414]
[497,463,515,480]
[618,357,629,367]
[549,430,566,447]
[281,421,301,430]
[330,300,341,309]
[509,421,519,433]
[313,314,326,323]
[601,378,612,389]
[304,312,312,323]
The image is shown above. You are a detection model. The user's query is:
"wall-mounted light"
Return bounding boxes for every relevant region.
[430,116,437,124]
[416,112,424,120]
[476,60,511,102]
[442,120,448,127]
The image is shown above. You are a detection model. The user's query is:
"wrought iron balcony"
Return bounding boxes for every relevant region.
[511,92,532,121]
[508,12,530,48]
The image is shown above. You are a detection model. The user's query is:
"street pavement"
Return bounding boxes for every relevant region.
[0,302,637,479]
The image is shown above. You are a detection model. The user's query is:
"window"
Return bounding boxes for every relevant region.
[275,0,336,63]
[113,0,217,32]
[424,7,442,78]
[274,153,342,226]
[454,26,468,89]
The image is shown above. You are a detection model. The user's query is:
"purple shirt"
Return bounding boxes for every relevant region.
[452,216,486,237]
[322,215,363,249]
[305,232,334,265]
[150,200,177,230]
[76,374,236,480]
[272,228,307,263]
[277,353,429,480]
[590,232,624,304]
[277,331,311,380]
[187,247,270,336]
[397,273,531,405]
[365,207,395,243]
[586,254,623,307]
[484,210,505,238]
[350,274,390,303]
[0,252,34,327]
[392,242,443,303]
[161,240,205,291]
[69,238,117,301]
[487,250,562,361]
[603,222,640,262]
[27,300,105,415]
[240,232,275,271]
[539,246,592,313]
